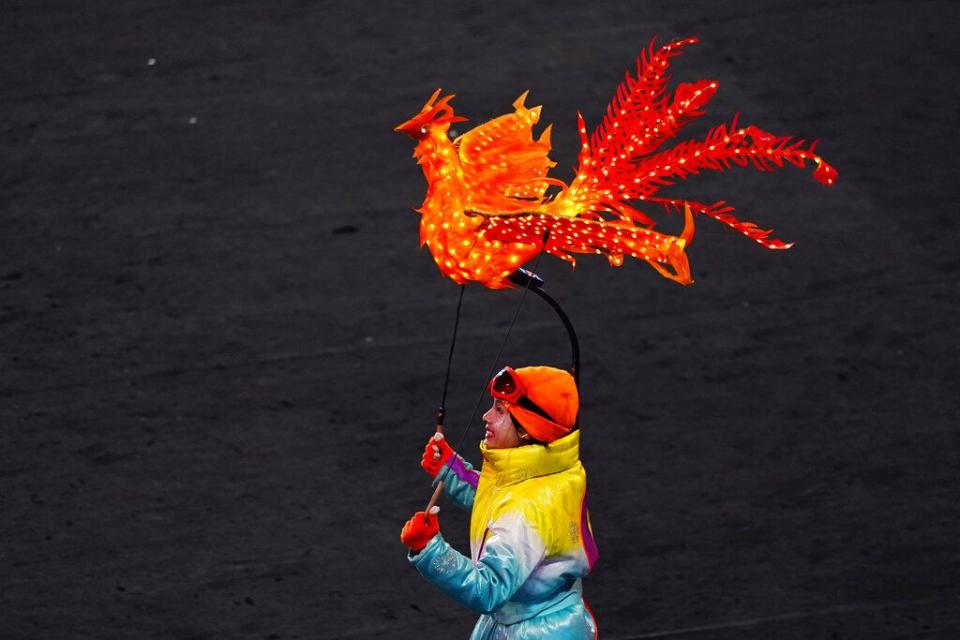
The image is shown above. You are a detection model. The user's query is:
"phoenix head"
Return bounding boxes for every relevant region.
[394,89,468,140]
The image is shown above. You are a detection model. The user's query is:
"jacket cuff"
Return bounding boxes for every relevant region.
[407,532,447,565]
[434,454,479,490]
[431,455,457,487]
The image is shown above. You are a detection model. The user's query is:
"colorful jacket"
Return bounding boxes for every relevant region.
[409,430,598,639]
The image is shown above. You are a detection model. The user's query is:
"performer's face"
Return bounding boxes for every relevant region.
[482,399,521,449]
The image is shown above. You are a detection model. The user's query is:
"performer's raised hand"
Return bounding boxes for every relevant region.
[401,506,440,553]
[421,432,454,477]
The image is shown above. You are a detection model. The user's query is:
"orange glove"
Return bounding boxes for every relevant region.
[401,506,440,553]
[420,432,455,478]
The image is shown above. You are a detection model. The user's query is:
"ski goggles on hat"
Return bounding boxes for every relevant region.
[489,366,524,402]
[489,367,557,424]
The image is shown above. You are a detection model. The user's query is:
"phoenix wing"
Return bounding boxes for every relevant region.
[455,92,566,216]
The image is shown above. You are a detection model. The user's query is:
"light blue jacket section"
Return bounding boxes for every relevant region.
[411,532,595,639]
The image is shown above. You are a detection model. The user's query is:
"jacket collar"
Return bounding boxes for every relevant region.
[479,429,580,486]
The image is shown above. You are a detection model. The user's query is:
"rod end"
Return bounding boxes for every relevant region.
[508,268,545,290]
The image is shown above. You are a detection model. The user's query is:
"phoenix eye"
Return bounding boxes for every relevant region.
[420,125,429,135]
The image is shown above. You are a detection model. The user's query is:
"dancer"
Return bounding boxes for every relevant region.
[401,365,598,639]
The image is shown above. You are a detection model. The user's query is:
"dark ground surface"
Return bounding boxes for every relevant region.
[2,1,959,638]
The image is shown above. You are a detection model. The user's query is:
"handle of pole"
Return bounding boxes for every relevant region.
[423,410,446,522]
[424,480,444,522]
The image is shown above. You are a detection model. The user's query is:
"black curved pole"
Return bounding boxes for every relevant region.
[436,284,466,430]
[507,268,581,392]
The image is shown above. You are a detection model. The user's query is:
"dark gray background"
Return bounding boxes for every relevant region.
[2,1,958,638]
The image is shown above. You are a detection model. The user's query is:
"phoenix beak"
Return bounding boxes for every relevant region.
[394,119,421,138]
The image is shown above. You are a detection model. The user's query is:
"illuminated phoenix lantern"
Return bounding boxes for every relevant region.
[395,37,837,289]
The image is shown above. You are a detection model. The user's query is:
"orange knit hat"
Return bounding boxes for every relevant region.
[489,365,578,443]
